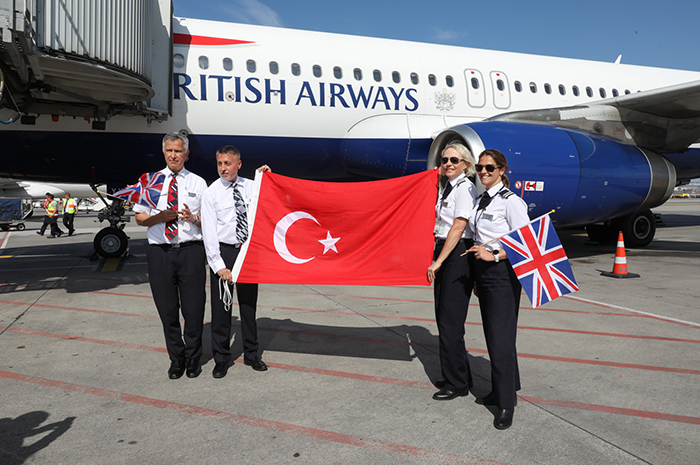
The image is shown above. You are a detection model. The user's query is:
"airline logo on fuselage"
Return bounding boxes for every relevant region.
[174,73,420,111]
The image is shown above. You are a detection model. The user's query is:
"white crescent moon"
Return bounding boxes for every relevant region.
[273,211,320,264]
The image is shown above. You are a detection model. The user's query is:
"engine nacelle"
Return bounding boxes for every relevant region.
[428,122,677,228]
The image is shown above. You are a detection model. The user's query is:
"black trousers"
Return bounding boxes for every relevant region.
[475,259,522,409]
[209,243,259,363]
[39,216,62,235]
[63,213,75,233]
[147,242,206,362]
[433,239,474,392]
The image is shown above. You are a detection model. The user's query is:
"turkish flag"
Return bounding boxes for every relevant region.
[231,169,439,286]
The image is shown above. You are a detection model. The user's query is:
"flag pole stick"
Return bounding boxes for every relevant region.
[460,209,555,256]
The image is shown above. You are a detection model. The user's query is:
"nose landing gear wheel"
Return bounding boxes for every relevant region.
[94,227,128,258]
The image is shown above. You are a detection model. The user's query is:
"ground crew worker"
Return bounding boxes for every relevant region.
[37,193,64,238]
[62,193,77,236]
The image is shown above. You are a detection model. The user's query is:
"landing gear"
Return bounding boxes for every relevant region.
[92,185,131,258]
[585,209,656,248]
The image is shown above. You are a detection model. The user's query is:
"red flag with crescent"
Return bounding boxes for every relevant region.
[231,170,438,286]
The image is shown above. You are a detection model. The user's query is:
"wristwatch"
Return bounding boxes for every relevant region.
[492,249,500,263]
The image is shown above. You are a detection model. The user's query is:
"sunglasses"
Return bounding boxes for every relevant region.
[441,157,464,165]
[475,164,500,172]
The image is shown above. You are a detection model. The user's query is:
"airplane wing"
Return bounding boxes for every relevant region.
[489,79,700,153]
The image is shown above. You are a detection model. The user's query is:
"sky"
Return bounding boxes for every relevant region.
[172,0,700,72]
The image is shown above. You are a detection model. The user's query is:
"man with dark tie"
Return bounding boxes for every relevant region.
[201,146,270,378]
[134,132,208,380]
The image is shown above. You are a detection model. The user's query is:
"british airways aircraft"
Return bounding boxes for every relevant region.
[1,15,700,256]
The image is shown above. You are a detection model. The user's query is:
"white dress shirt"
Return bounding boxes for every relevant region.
[201,176,254,273]
[434,173,478,240]
[133,167,207,245]
[468,181,530,252]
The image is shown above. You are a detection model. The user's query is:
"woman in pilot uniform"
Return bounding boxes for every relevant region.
[427,141,478,401]
[467,149,530,430]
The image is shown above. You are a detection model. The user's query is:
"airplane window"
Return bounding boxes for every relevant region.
[429,74,437,86]
[373,69,382,82]
[292,63,301,76]
[529,82,537,93]
[247,60,256,73]
[599,88,606,98]
[269,61,279,75]
[496,79,504,91]
[392,71,400,84]
[199,56,209,70]
[313,65,322,78]
[558,84,565,95]
[223,58,232,71]
[334,66,342,79]
[624,89,631,94]
[354,68,362,80]
[446,75,454,87]
[612,89,619,97]
[471,77,479,89]
[544,83,551,94]
[174,54,185,69]
[514,81,522,92]
[586,87,593,97]
[410,73,419,85]
[572,86,580,96]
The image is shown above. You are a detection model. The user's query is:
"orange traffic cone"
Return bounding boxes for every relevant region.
[601,232,640,278]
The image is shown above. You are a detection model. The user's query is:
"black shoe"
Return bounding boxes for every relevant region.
[36,231,43,236]
[244,357,268,371]
[494,408,514,430]
[56,231,63,237]
[47,235,56,239]
[432,388,468,401]
[68,231,74,236]
[212,361,229,379]
[168,360,186,379]
[476,392,518,407]
[186,358,202,378]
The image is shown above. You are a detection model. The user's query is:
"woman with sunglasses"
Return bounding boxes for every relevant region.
[427,141,478,401]
[467,149,530,430]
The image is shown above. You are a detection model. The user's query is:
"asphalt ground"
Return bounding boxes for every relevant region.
[0,199,698,465]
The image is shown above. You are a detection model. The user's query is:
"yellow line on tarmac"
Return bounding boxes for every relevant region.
[101,258,121,272]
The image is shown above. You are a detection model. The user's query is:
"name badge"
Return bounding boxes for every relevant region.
[482,213,494,221]
[188,192,197,198]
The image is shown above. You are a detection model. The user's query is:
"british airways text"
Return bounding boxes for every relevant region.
[174,73,420,111]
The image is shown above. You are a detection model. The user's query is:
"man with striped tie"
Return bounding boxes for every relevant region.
[134,132,208,380]
[201,146,271,378]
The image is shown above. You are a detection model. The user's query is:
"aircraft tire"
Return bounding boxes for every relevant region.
[616,209,656,248]
[94,227,128,258]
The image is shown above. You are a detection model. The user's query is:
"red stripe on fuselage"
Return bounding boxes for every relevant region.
[173,33,254,46]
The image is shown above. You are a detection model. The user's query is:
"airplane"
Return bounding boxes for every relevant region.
[0,178,106,200]
[1,7,699,257]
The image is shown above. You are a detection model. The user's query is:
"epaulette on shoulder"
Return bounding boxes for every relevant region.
[498,188,514,199]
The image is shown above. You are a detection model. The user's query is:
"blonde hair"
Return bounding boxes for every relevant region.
[443,141,476,178]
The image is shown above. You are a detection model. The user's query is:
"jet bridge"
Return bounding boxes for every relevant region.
[0,0,172,128]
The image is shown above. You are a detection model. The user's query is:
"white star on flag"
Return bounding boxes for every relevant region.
[318,231,340,254]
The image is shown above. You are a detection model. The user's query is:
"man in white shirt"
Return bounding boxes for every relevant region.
[201,145,270,378]
[134,132,208,380]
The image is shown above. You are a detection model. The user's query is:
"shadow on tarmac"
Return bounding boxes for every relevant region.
[0,411,75,465]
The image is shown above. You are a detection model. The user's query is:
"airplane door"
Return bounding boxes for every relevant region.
[490,71,511,109]
[464,69,485,108]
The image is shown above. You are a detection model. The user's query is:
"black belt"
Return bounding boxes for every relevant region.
[220,242,242,249]
[151,240,202,250]
[435,238,472,246]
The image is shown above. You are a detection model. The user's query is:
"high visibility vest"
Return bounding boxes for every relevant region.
[45,200,59,218]
[63,198,77,214]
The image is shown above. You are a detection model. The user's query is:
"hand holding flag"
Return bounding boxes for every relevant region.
[112,172,166,209]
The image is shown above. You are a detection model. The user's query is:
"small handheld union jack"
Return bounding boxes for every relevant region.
[112,172,166,209]
[500,213,579,308]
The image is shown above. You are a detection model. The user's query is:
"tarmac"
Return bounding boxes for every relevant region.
[0,198,698,465]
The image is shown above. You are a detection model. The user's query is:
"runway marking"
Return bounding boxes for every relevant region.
[0,299,158,319]
[0,370,509,465]
[564,295,700,328]
[521,396,700,425]
[2,325,698,376]
[0,231,10,250]
[99,258,122,273]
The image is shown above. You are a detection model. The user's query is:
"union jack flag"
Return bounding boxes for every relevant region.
[500,213,578,308]
[112,172,166,209]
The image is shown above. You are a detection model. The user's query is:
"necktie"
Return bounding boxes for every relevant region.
[478,192,492,211]
[441,182,453,201]
[165,174,178,241]
[233,183,248,243]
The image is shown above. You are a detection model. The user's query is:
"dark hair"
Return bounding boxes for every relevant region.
[216,145,241,158]
[479,149,510,188]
